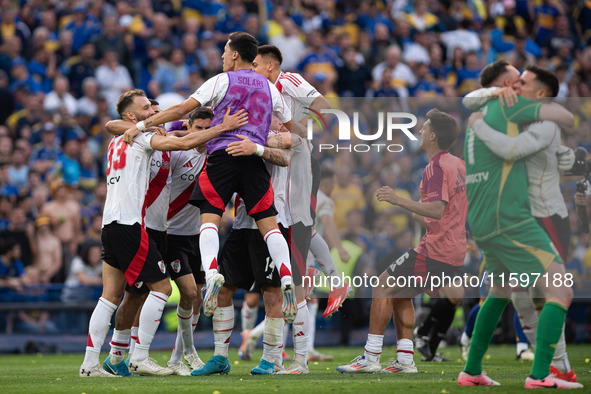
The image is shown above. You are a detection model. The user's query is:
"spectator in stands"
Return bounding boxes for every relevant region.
[0,4,31,46]
[152,47,189,94]
[371,45,416,97]
[61,42,96,98]
[455,50,482,96]
[28,47,56,95]
[403,30,431,67]
[64,4,101,53]
[62,239,102,300]
[151,12,178,56]
[337,46,371,97]
[95,50,133,113]
[78,147,99,204]
[44,76,78,116]
[30,124,62,181]
[405,0,438,32]
[0,240,25,291]
[245,13,267,45]
[332,164,367,230]
[9,57,42,94]
[13,92,43,141]
[0,196,11,232]
[76,77,99,118]
[40,182,81,263]
[440,19,481,59]
[7,147,29,192]
[33,215,62,284]
[180,32,202,72]
[530,0,566,49]
[92,15,129,67]
[197,31,222,79]
[298,29,342,84]
[0,206,35,267]
[50,134,81,188]
[0,70,15,125]
[549,15,581,59]
[270,18,306,71]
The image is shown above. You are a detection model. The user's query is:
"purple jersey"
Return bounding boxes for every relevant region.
[207,69,272,153]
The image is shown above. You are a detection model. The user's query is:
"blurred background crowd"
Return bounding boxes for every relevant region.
[1,0,591,345]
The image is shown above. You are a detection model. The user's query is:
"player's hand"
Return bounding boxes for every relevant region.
[376,186,399,205]
[557,145,575,171]
[221,107,248,131]
[123,126,140,145]
[493,87,518,107]
[338,247,351,263]
[468,112,484,128]
[574,192,587,207]
[226,135,256,156]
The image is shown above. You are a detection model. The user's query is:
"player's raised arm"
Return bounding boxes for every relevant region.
[123,97,200,143]
[150,108,247,151]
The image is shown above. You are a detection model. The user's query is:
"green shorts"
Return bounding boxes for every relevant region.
[477,219,562,288]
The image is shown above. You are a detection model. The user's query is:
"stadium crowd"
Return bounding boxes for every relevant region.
[0,0,591,344]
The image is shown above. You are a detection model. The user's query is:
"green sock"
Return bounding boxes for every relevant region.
[530,302,567,379]
[464,296,509,376]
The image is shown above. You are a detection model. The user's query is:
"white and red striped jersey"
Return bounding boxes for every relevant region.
[233,130,290,229]
[274,71,319,227]
[144,151,173,232]
[274,71,320,123]
[167,149,206,236]
[102,132,155,227]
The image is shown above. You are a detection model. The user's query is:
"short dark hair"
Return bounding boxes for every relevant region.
[479,60,511,88]
[149,99,159,106]
[426,108,458,150]
[320,165,334,181]
[258,45,283,65]
[115,89,147,118]
[189,107,214,126]
[228,32,259,63]
[524,64,559,97]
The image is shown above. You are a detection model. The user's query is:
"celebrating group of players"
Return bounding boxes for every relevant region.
[79,29,584,389]
[79,31,349,378]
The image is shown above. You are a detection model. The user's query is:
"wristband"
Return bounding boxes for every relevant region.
[136,120,146,131]
[255,144,265,157]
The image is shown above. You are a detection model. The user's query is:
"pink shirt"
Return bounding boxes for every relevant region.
[415,151,467,266]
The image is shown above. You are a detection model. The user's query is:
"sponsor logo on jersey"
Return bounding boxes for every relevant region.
[171,259,181,273]
[158,260,166,273]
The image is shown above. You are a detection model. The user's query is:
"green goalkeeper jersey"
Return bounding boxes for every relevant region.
[464,97,542,241]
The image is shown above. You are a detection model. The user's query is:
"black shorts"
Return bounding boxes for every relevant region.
[219,229,280,291]
[167,234,205,284]
[536,214,570,262]
[310,155,321,221]
[101,222,168,288]
[190,150,277,221]
[279,223,312,286]
[125,227,168,294]
[385,249,463,297]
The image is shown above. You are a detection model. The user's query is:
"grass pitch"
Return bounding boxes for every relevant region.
[1,344,590,393]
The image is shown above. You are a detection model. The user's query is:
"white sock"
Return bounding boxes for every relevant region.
[200,223,219,280]
[262,316,283,363]
[241,301,259,331]
[129,326,138,360]
[177,306,195,355]
[132,291,168,362]
[460,331,470,346]
[396,338,414,365]
[293,300,309,357]
[83,297,117,367]
[250,319,265,342]
[109,328,131,364]
[263,229,292,285]
[511,291,538,349]
[516,341,529,356]
[307,299,318,352]
[169,306,195,364]
[309,231,341,288]
[213,306,234,357]
[275,322,285,369]
[551,330,572,373]
[364,334,383,363]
